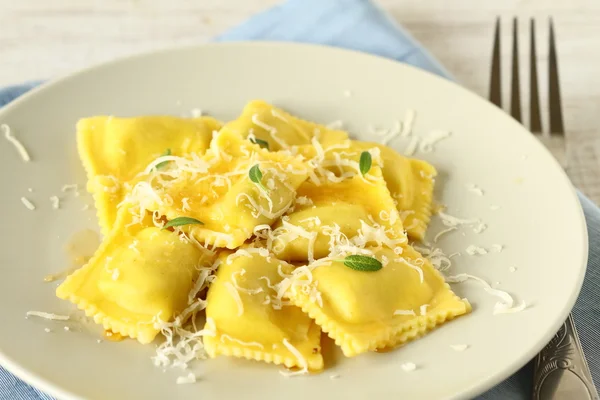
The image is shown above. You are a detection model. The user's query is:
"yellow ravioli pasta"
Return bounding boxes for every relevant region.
[296,140,436,240]
[286,245,471,357]
[134,129,313,249]
[56,207,214,344]
[77,115,222,234]
[203,250,324,371]
[220,99,348,151]
[272,167,406,262]
[350,142,437,240]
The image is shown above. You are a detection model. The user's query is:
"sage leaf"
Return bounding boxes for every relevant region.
[162,216,204,230]
[359,151,372,175]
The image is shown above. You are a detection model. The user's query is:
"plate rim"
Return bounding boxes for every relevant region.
[0,41,590,400]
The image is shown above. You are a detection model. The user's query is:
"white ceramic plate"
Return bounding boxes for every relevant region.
[0,43,587,400]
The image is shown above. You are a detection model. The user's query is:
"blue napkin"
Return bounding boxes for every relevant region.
[1,0,598,398]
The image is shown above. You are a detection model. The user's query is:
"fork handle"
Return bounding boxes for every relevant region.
[532,314,599,399]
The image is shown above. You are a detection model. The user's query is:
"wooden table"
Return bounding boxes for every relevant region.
[2,0,599,203]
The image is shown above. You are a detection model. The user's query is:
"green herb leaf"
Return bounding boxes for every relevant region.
[249,137,270,150]
[249,164,268,192]
[162,216,204,230]
[359,151,372,175]
[155,148,172,170]
[339,255,382,272]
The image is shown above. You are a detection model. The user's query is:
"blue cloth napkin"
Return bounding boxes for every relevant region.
[1,0,599,399]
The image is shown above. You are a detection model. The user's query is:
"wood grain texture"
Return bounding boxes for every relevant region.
[1,0,599,202]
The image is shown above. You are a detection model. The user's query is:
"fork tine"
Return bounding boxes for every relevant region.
[529,19,542,133]
[489,17,502,107]
[548,18,565,134]
[510,18,522,122]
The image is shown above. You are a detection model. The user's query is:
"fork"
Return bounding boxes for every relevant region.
[489,17,599,400]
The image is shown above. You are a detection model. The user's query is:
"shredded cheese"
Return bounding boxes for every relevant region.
[20,197,35,210]
[224,282,244,316]
[176,373,197,384]
[279,338,308,377]
[433,226,457,243]
[465,183,484,196]
[393,309,416,316]
[490,244,504,253]
[445,273,527,315]
[450,344,469,352]
[49,196,60,210]
[26,311,70,321]
[2,124,31,162]
[401,362,417,372]
[221,334,264,349]
[465,245,487,256]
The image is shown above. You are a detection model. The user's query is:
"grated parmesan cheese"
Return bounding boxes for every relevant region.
[280,338,308,377]
[393,309,416,316]
[190,108,203,117]
[2,124,31,162]
[224,282,244,316]
[221,334,264,349]
[176,373,196,384]
[433,226,457,243]
[404,136,419,156]
[444,273,526,315]
[465,183,484,196]
[49,196,60,210]
[20,197,35,210]
[465,245,487,256]
[400,109,416,137]
[491,244,504,253]
[26,311,70,321]
[420,304,429,315]
[450,344,469,352]
[401,362,417,372]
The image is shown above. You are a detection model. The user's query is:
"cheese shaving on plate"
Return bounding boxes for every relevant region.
[26,311,70,321]
[2,124,31,162]
[401,362,417,372]
[433,226,457,243]
[465,245,487,256]
[445,273,527,315]
[20,197,35,210]
[176,373,196,384]
[49,196,60,210]
[465,183,484,196]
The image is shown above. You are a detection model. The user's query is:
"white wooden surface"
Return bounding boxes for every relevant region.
[1,0,599,203]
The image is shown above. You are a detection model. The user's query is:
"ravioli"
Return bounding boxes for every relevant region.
[351,142,437,240]
[296,140,436,240]
[56,206,214,344]
[285,245,471,357]
[203,249,324,371]
[77,115,222,234]
[272,167,406,262]
[220,100,348,151]
[129,129,313,249]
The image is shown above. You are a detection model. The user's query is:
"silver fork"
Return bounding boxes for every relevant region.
[489,17,598,400]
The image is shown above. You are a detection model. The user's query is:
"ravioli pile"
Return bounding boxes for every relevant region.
[56,100,471,374]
